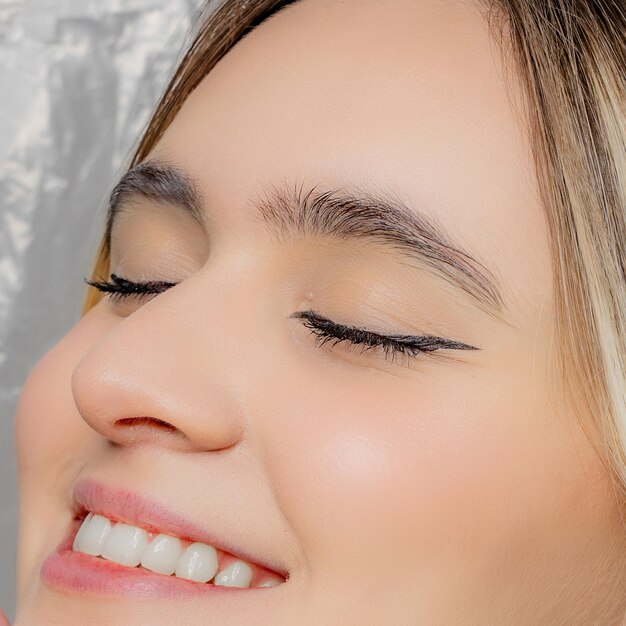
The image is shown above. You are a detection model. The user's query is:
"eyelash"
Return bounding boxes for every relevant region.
[84,274,479,363]
[85,274,178,303]
[289,310,477,363]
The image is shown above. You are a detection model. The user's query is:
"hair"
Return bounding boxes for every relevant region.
[82,0,626,506]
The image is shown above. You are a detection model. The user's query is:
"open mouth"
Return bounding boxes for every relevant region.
[40,479,288,597]
[71,510,285,589]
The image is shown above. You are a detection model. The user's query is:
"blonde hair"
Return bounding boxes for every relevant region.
[482,0,626,510]
[83,0,626,504]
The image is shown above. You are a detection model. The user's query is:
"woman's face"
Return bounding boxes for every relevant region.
[14,0,625,624]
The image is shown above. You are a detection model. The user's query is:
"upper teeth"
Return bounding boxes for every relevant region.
[72,512,283,589]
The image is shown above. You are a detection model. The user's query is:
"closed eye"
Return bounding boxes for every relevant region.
[290,310,480,364]
[84,274,480,364]
[84,274,177,304]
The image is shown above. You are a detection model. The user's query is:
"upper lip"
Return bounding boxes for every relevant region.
[72,478,288,579]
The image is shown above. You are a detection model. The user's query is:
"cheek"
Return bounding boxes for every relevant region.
[257,363,567,578]
[16,346,84,477]
[14,309,112,592]
[15,307,118,487]
[17,315,96,475]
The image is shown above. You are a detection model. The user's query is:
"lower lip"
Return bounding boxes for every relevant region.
[41,520,258,598]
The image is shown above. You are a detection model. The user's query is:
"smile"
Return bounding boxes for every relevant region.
[72,511,284,588]
[40,479,287,597]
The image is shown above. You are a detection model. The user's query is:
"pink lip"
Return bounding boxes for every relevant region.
[40,478,286,598]
[41,522,240,598]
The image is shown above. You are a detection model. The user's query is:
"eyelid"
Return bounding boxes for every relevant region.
[290,309,480,364]
[83,275,480,364]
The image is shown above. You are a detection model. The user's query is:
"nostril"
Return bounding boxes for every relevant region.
[114,417,178,432]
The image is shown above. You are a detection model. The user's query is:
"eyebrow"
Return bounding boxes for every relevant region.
[105,161,206,238]
[106,161,506,319]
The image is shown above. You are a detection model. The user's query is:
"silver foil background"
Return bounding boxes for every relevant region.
[0,0,202,618]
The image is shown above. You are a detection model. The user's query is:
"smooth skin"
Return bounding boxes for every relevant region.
[13,0,626,624]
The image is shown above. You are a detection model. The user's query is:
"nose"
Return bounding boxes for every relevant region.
[71,280,247,453]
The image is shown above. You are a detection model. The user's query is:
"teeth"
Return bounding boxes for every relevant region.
[213,560,253,588]
[73,513,112,556]
[140,534,183,576]
[72,512,93,552]
[72,512,283,588]
[101,523,149,567]
[175,542,219,583]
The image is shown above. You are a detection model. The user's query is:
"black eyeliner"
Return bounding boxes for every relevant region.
[83,275,480,361]
[290,310,480,354]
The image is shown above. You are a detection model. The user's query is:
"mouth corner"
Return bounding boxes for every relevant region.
[71,499,88,523]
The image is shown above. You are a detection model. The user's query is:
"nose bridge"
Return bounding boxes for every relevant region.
[71,268,257,452]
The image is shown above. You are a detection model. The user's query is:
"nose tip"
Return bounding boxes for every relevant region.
[69,269,253,454]
[70,330,246,453]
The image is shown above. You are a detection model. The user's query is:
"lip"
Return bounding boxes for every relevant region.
[40,478,288,598]
[41,521,239,598]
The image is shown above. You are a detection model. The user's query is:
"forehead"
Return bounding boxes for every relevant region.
[150,0,553,324]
